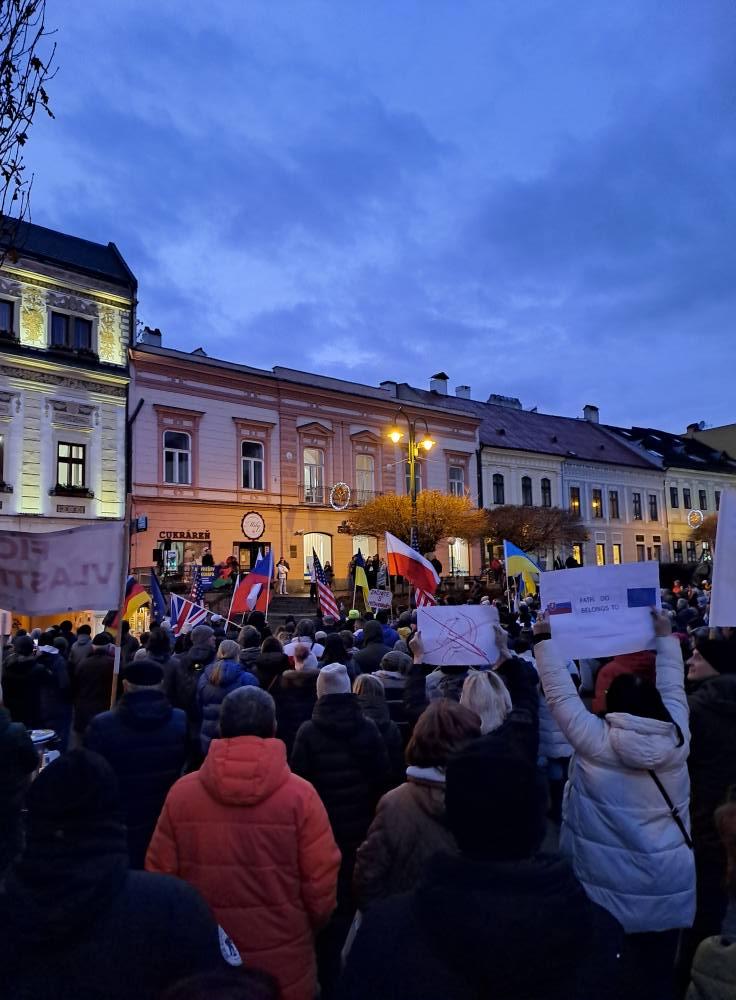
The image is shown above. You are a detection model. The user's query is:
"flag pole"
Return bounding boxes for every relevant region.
[110,495,132,710]
[264,555,272,623]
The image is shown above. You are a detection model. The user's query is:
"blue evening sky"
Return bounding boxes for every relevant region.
[25,1,736,429]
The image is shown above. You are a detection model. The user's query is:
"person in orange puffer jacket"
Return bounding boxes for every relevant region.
[146,687,341,1000]
[592,650,656,715]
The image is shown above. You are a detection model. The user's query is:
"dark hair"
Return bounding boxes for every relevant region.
[260,636,283,655]
[375,609,389,624]
[339,629,355,652]
[161,967,279,1000]
[220,688,276,740]
[146,628,171,657]
[77,624,92,636]
[605,674,683,744]
[58,620,73,632]
[406,700,481,768]
[121,621,131,635]
[39,630,57,646]
[322,633,348,665]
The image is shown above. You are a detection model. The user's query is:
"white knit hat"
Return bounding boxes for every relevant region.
[317,663,351,698]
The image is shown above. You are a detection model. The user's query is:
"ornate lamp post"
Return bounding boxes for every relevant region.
[387,407,435,551]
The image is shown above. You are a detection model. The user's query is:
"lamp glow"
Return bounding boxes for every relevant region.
[420,435,435,451]
[388,428,403,444]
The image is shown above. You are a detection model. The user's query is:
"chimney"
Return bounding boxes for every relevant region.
[429,372,449,395]
[583,404,599,424]
[455,385,471,399]
[379,380,397,396]
[686,421,703,437]
[139,326,162,347]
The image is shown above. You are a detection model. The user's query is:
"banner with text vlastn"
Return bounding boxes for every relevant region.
[0,522,126,615]
[709,488,736,628]
[539,560,661,660]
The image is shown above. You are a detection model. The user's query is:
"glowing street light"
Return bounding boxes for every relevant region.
[386,406,434,551]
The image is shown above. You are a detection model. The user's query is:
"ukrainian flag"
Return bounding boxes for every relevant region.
[503,540,540,597]
[354,550,371,608]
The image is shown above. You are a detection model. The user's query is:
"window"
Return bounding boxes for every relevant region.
[56,442,85,488]
[653,544,662,562]
[686,540,696,562]
[669,486,679,509]
[673,541,683,563]
[303,447,325,503]
[683,488,692,509]
[569,486,581,517]
[163,431,191,485]
[355,454,375,501]
[304,532,331,578]
[609,490,620,519]
[0,299,13,335]
[492,473,505,505]
[612,543,622,565]
[636,544,646,562]
[541,478,552,507]
[595,543,606,566]
[405,460,423,495]
[591,489,603,519]
[241,441,264,490]
[449,465,465,497]
[521,476,533,506]
[0,432,4,482]
[716,490,721,511]
[352,534,378,558]
[648,494,659,521]
[632,492,642,520]
[699,489,708,511]
[571,543,584,565]
[50,312,93,351]
[448,538,469,575]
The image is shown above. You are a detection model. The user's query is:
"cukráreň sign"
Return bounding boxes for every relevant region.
[0,522,126,615]
[539,560,661,659]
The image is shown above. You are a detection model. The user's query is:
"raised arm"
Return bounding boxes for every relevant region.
[651,610,690,747]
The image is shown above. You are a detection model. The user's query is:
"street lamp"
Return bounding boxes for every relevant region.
[387,406,435,551]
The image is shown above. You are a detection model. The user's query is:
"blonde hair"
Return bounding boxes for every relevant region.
[353,674,384,698]
[211,639,241,685]
[460,670,512,735]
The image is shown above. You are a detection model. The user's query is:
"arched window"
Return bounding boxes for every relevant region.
[521,476,533,506]
[304,532,332,578]
[163,431,191,484]
[241,441,264,490]
[303,447,325,503]
[352,533,378,558]
[492,473,505,505]
[541,478,552,507]
[355,453,375,502]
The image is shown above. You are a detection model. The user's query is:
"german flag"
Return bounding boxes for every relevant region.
[104,576,150,635]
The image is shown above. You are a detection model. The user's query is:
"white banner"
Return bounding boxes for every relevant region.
[0,522,125,615]
[709,488,736,627]
[368,588,393,610]
[418,604,499,666]
[539,561,661,660]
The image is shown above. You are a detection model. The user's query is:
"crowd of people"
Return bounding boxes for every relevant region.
[0,578,735,999]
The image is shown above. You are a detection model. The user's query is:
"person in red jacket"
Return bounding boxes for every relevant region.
[592,650,656,715]
[146,686,341,1000]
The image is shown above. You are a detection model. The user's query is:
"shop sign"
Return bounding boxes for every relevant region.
[241,511,265,540]
[158,530,211,541]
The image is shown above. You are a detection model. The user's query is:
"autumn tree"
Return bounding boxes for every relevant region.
[0,0,55,255]
[485,505,589,553]
[348,490,488,555]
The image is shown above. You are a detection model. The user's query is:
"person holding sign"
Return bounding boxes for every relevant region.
[533,609,694,1000]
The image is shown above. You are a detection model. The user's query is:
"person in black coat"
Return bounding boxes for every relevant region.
[72,632,116,737]
[173,624,216,766]
[0,750,233,1000]
[254,636,290,691]
[273,666,319,757]
[36,632,72,749]
[143,627,181,703]
[352,620,392,675]
[0,706,38,875]
[2,636,44,728]
[339,751,623,1000]
[353,674,404,787]
[84,660,187,868]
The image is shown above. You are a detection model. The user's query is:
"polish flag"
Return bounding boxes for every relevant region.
[385,532,440,595]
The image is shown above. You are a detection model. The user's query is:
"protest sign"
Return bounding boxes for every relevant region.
[418,604,499,666]
[0,522,126,615]
[368,588,393,610]
[539,561,661,659]
[709,488,736,627]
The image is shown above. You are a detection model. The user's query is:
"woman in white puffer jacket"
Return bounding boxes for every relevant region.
[533,610,695,941]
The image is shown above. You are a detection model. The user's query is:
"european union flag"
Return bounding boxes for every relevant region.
[150,568,167,622]
[627,587,657,609]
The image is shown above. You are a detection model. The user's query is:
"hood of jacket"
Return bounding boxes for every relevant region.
[605,713,683,770]
[239,646,260,667]
[279,669,319,691]
[406,768,447,820]
[117,689,173,731]
[312,693,365,736]
[689,674,736,718]
[182,643,215,670]
[199,735,290,807]
[3,652,40,677]
[357,694,390,731]
[73,634,92,650]
[203,658,244,688]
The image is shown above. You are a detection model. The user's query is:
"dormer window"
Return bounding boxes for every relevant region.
[0,299,14,337]
[51,312,93,351]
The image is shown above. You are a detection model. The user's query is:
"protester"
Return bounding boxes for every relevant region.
[283,620,325,661]
[147,687,341,1000]
[121,620,141,664]
[237,624,262,671]
[352,620,392,674]
[353,674,404,786]
[276,556,290,596]
[84,659,187,868]
[272,645,320,756]
[197,639,259,754]
[254,636,290,691]
[143,626,180,701]
[72,632,115,738]
[0,750,232,1000]
[321,631,358,680]
[294,642,320,671]
[592,650,656,715]
[36,630,72,748]
[2,634,43,728]
[341,750,622,1000]
[374,609,399,647]
[0,703,38,875]
[353,698,481,910]
[173,623,216,766]
[67,623,94,676]
[534,610,694,1000]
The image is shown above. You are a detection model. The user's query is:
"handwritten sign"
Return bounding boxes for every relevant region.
[368,588,393,610]
[0,523,125,615]
[710,488,736,627]
[418,604,499,666]
[540,561,661,659]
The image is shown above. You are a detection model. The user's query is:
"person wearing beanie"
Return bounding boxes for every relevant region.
[680,636,736,980]
[0,750,231,1000]
[352,619,392,675]
[342,749,622,1000]
[84,657,187,868]
[196,639,259,755]
[147,688,340,1000]
[1,634,44,728]
[291,662,391,996]
[71,632,116,738]
[237,623,262,671]
[67,623,94,677]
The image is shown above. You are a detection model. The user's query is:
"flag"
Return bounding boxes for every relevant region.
[149,568,166,623]
[415,588,437,607]
[231,549,274,615]
[170,593,208,635]
[385,532,440,595]
[104,575,149,635]
[354,550,371,607]
[313,549,340,621]
[503,540,540,597]
[189,566,204,604]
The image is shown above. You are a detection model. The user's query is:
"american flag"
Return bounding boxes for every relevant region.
[415,588,437,608]
[170,594,208,636]
[190,566,204,603]
[312,549,340,621]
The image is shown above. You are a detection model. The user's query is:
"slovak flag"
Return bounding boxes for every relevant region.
[385,532,440,596]
[231,549,274,616]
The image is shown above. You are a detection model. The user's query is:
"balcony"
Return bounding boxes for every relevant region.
[49,484,94,499]
[298,484,382,507]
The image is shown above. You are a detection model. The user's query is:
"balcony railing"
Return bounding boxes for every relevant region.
[298,485,382,507]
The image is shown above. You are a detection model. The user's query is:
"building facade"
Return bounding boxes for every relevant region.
[0,222,136,627]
